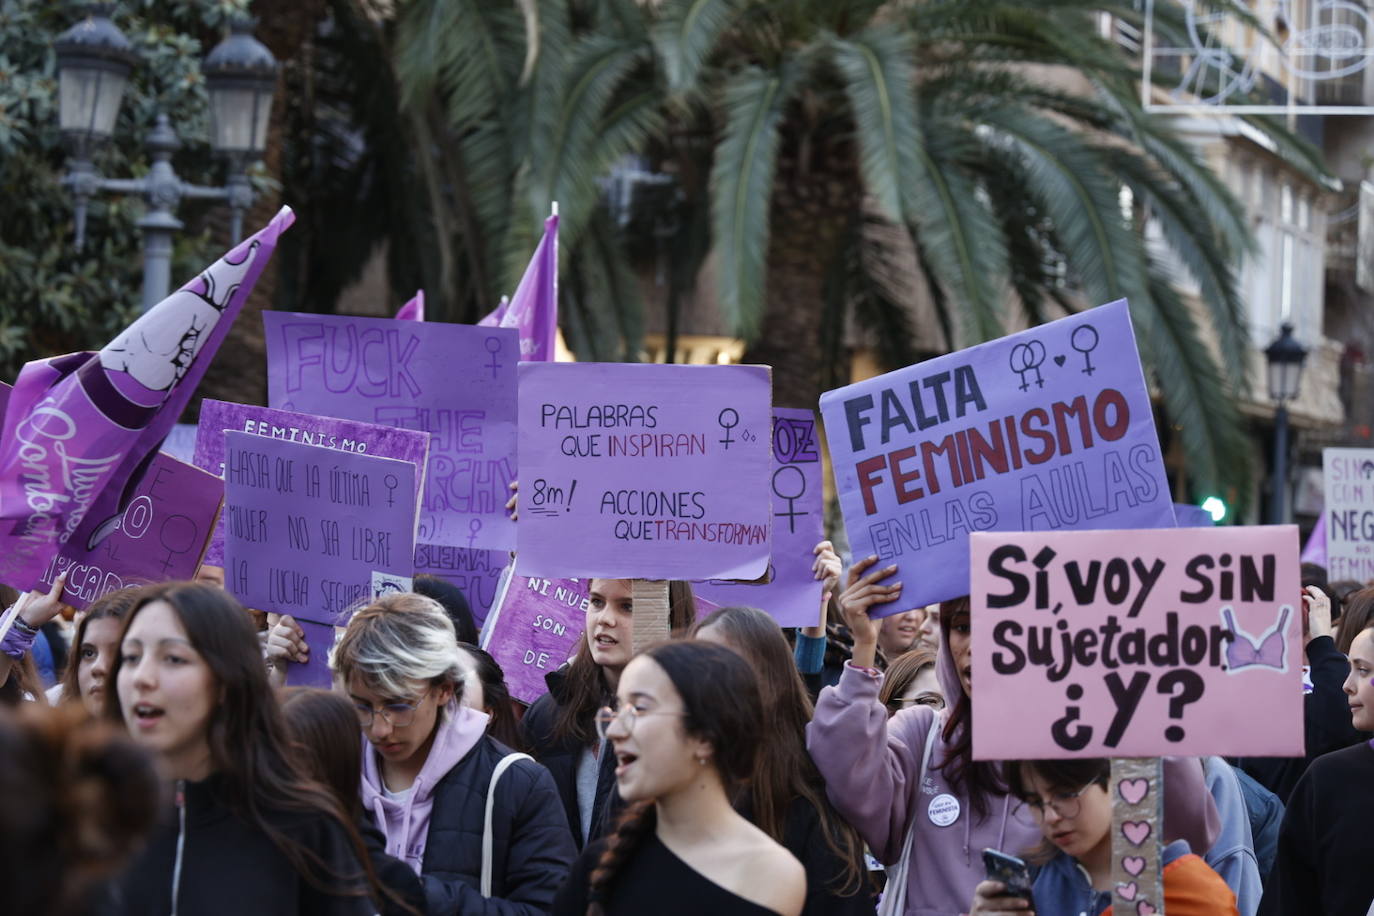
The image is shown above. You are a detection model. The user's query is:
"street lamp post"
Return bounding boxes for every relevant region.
[1265,322,1308,524]
[54,5,278,312]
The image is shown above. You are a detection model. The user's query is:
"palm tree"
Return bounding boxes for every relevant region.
[641,0,1328,500]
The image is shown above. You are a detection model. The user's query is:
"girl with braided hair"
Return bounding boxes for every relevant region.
[552,640,805,916]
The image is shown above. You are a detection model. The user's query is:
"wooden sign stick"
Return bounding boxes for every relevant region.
[632,579,672,654]
[1110,756,1165,916]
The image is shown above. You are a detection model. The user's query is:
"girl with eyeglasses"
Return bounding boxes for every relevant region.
[969,758,1237,915]
[876,648,942,718]
[522,578,698,849]
[103,583,382,915]
[333,592,576,914]
[807,559,1221,916]
[692,605,874,914]
[553,639,805,916]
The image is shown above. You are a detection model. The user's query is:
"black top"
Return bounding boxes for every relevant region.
[101,775,373,916]
[553,832,782,916]
[1237,635,1369,803]
[522,665,623,848]
[1259,741,1374,916]
[778,796,875,916]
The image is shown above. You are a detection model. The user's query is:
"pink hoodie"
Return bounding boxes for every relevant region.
[360,701,489,872]
[806,620,1219,916]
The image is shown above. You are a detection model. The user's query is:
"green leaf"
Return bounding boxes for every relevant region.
[650,0,744,91]
[709,60,803,340]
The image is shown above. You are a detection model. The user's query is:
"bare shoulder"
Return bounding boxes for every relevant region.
[747,839,806,915]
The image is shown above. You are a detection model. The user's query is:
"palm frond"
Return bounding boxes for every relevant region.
[650,0,745,91]
[393,0,518,125]
[709,60,804,340]
[827,26,920,224]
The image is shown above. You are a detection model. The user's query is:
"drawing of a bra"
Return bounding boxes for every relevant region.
[1221,605,1291,674]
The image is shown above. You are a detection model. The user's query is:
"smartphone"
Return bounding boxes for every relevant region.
[983,848,1035,905]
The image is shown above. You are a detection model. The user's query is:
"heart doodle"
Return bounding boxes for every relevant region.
[1136,901,1157,916]
[1123,856,1146,876]
[1053,354,1067,366]
[1118,778,1150,805]
[1122,821,1152,846]
[1116,881,1138,901]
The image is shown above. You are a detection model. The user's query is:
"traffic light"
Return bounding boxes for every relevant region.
[1200,496,1227,523]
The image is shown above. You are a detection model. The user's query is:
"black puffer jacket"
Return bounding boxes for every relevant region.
[417,735,577,915]
[521,665,622,849]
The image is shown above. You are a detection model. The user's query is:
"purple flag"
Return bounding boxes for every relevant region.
[488,210,558,361]
[1302,510,1327,566]
[477,296,510,328]
[0,207,294,590]
[395,290,424,322]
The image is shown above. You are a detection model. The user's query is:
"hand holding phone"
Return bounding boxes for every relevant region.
[971,849,1034,913]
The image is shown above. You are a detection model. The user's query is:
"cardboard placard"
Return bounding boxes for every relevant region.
[194,399,430,566]
[222,431,417,624]
[480,573,588,703]
[287,619,338,688]
[36,452,222,609]
[1322,448,1374,581]
[263,312,518,551]
[693,409,826,627]
[820,300,1173,614]
[971,525,1304,759]
[414,544,508,631]
[515,363,773,581]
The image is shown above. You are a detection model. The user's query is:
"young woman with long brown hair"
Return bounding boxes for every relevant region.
[553,639,804,915]
[52,587,140,712]
[103,582,382,915]
[521,578,697,848]
[693,605,874,914]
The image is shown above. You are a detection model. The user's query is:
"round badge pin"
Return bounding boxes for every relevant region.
[928,793,960,827]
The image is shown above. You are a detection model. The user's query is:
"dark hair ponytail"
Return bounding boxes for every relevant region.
[587,801,657,916]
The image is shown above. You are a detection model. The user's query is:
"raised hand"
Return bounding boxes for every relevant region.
[263,613,308,688]
[836,555,902,668]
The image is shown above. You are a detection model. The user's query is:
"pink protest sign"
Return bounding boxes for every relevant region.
[970,525,1304,759]
[414,544,508,630]
[820,300,1173,616]
[35,453,222,610]
[194,400,430,566]
[263,312,518,551]
[515,363,772,580]
[481,573,588,703]
[693,409,826,627]
[222,431,418,624]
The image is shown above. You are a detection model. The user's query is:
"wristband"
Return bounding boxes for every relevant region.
[1,626,36,661]
[11,616,38,637]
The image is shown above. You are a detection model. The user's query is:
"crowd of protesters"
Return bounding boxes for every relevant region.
[3,536,1373,916]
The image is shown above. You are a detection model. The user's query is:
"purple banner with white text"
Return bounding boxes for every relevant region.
[37,453,222,609]
[481,573,588,703]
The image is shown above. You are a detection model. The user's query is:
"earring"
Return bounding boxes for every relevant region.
[696,756,708,766]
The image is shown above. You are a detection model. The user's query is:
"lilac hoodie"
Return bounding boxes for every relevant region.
[361,701,489,872]
[806,624,1220,916]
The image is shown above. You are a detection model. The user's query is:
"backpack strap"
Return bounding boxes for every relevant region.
[482,752,535,897]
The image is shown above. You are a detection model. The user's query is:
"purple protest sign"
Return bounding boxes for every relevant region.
[414,544,508,630]
[286,620,339,688]
[194,399,430,566]
[0,208,293,591]
[1173,503,1216,527]
[819,300,1173,615]
[35,453,222,610]
[222,431,417,624]
[515,363,772,580]
[263,312,518,551]
[693,409,825,627]
[481,573,588,703]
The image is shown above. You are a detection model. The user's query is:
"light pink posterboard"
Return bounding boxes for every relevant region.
[971,525,1304,759]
